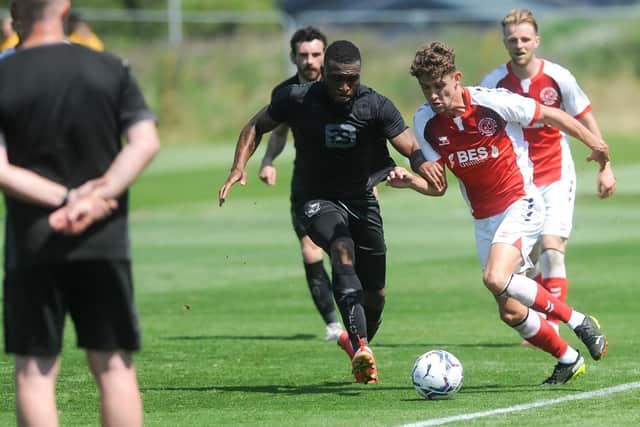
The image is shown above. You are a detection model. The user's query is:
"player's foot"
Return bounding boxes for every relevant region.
[541,353,585,385]
[573,315,608,361]
[337,330,355,359]
[324,322,343,342]
[351,339,378,384]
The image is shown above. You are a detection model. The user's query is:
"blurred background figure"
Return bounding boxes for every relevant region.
[0,16,19,51]
[66,11,104,51]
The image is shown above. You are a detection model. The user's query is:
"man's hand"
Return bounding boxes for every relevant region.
[49,195,118,235]
[597,162,616,199]
[386,166,414,189]
[417,161,445,192]
[258,165,277,186]
[218,167,247,206]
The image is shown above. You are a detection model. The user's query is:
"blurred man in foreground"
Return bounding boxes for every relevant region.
[0,0,159,425]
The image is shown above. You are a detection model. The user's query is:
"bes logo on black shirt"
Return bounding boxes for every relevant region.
[325,123,357,149]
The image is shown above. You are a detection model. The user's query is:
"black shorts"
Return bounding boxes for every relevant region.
[3,259,140,356]
[290,201,309,239]
[295,193,386,256]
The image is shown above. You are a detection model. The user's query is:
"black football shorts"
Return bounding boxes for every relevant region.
[3,259,140,356]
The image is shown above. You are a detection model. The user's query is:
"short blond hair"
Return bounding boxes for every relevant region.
[501,9,538,34]
[409,41,456,80]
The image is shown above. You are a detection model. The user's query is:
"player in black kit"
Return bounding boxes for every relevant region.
[258,27,346,342]
[219,40,443,384]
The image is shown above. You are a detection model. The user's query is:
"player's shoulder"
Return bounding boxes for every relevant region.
[467,86,531,116]
[356,83,383,101]
[272,79,316,104]
[271,74,299,97]
[354,84,400,118]
[541,59,577,82]
[467,85,515,103]
[481,63,509,88]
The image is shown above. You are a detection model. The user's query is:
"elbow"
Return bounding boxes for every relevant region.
[140,133,161,161]
[147,136,161,159]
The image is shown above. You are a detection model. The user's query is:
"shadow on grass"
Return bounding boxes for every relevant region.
[142,381,407,396]
[400,383,584,401]
[163,334,316,341]
[375,342,522,349]
[162,336,521,348]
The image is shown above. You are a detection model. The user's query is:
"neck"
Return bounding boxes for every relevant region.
[20,19,65,48]
[510,56,541,80]
[446,87,467,118]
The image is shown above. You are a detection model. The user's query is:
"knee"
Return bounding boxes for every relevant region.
[483,268,510,295]
[301,238,323,263]
[330,238,355,266]
[363,288,385,308]
[364,289,386,305]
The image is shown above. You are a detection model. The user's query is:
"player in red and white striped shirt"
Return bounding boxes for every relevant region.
[392,41,610,384]
[481,9,616,336]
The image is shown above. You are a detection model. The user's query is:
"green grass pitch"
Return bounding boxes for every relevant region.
[0,138,638,426]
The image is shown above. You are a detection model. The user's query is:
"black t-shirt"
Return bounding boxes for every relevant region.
[268,81,404,202]
[271,74,300,99]
[0,43,155,267]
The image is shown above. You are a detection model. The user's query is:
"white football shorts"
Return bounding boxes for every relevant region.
[537,172,576,239]
[474,190,544,273]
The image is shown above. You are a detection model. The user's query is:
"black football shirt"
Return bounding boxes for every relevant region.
[0,43,155,267]
[268,81,405,202]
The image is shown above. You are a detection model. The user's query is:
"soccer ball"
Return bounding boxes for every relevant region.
[411,349,464,399]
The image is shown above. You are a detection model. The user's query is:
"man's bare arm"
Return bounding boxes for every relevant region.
[259,123,289,186]
[218,106,281,206]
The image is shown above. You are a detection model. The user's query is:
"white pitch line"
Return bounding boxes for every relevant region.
[396,381,640,427]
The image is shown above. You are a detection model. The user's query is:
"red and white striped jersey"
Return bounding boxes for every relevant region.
[481,59,591,185]
[414,86,540,219]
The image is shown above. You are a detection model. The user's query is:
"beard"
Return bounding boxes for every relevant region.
[301,66,321,82]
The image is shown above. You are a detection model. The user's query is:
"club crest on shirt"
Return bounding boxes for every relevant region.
[325,123,357,149]
[539,87,559,105]
[304,201,321,217]
[437,136,450,146]
[478,117,498,136]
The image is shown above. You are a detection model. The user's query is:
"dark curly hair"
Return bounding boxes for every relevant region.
[410,41,456,80]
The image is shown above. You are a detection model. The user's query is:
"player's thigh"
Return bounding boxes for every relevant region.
[491,195,544,273]
[296,199,350,252]
[3,264,67,356]
[350,197,387,291]
[539,178,575,239]
[347,194,386,252]
[65,260,140,352]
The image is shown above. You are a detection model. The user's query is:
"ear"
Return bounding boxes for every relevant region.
[61,0,72,19]
[10,2,17,21]
[289,50,296,65]
[453,71,463,83]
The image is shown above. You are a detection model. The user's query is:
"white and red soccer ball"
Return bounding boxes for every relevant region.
[411,349,464,399]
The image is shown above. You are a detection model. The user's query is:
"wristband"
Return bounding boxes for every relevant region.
[410,149,426,172]
[60,188,70,207]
